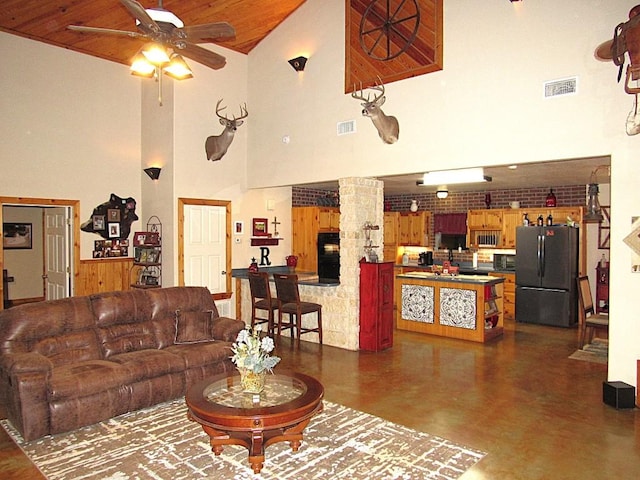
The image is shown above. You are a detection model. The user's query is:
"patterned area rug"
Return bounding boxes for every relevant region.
[568,338,608,365]
[2,398,485,480]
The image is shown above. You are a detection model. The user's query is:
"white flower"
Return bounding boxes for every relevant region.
[230,326,281,374]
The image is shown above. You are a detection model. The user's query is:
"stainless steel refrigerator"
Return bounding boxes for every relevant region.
[515,225,579,327]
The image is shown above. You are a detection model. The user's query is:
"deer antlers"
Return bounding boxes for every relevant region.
[351,80,385,105]
[215,99,248,122]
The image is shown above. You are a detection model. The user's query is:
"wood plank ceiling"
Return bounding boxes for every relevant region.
[0,0,307,66]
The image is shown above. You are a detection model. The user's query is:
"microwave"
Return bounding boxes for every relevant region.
[493,253,516,271]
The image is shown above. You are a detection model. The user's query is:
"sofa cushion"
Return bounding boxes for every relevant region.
[0,297,100,364]
[164,341,233,369]
[90,290,159,357]
[146,287,219,348]
[48,360,132,401]
[33,331,101,367]
[108,349,185,381]
[175,310,215,344]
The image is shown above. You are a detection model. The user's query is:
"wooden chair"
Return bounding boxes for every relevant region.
[247,271,278,335]
[576,275,609,349]
[273,273,323,345]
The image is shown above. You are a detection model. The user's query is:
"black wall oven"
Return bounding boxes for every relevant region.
[317,232,340,284]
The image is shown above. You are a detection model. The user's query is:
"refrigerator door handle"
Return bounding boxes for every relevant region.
[537,234,542,277]
[540,233,546,277]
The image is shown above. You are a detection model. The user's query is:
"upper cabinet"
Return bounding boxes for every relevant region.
[398,211,430,246]
[467,207,584,250]
[318,207,340,231]
[292,207,340,272]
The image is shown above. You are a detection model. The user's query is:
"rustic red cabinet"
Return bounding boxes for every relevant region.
[359,261,394,351]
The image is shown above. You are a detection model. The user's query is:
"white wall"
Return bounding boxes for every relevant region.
[246,0,640,386]
[0,32,142,258]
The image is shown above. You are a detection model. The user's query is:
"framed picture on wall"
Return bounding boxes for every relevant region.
[92,215,105,231]
[252,218,268,237]
[3,223,32,249]
[108,223,120,238]
[234,221,244,235]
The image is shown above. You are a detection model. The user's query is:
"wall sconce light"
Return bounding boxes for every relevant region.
[288,56,308,72]
[144,167,162,180]
[436,187,449,199]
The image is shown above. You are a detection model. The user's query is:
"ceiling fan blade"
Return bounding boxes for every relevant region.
[179,22,236,43]
[67,25,147,39]
[595,39,614,61]
[120,0,160,34]
[180,43,226,70]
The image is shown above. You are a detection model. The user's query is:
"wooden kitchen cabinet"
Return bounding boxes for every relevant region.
[359,261,394,351]
[467,209,503,230]
[501,210,522,248]
[383,212,400,263]
[292,206,340,272]
[398,211,430,246]
[318,207,340,231]
[491,271,515,320]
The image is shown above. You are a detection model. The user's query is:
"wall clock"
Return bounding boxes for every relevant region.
[359,0,421,61]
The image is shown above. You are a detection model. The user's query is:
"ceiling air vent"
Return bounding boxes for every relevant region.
[544,77,578,98]
[337,120,356,136]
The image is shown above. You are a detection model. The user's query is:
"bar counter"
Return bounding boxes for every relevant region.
[395,271,505,343]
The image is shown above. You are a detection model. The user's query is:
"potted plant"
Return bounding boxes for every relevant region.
[230,326,281,393]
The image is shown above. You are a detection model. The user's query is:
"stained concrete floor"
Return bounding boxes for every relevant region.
[1,320,638,479]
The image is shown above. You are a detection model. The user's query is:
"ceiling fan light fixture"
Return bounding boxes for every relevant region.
[164,53,193,80]
[141,42,171,66]
[130,52,156,78]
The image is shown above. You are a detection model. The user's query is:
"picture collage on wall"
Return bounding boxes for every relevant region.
[93,239,129,258]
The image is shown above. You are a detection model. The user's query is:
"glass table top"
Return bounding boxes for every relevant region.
[203,374,307,409]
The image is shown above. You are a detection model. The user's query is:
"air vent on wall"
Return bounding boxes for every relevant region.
[337,120,356,136]
[544,77,578,98]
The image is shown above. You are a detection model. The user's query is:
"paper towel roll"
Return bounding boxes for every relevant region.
[472,252,478,268]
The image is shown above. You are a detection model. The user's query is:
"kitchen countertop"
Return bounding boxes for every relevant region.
[231,266,339,286]
[394,263,515,275]
[396,271,505,285]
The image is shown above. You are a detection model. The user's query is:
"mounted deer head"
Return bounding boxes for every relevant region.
[205,99,248,161]
[351,79,399,144]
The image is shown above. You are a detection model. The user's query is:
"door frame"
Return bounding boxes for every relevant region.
[0,197,80,310]
[177,198,232,300]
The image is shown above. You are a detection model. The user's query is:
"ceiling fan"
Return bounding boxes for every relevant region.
[67,0,236,71]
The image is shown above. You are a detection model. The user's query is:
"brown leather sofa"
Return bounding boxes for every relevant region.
[0,286,245,441]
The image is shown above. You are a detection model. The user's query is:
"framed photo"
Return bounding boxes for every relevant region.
[252,218,268,237]
[3,223,32,249]
[145,232,160,245]
[92,215,105,231]
[133,232,147,246]
[108,223,120,238]
[107,209,121,222]
[234,221,244,235]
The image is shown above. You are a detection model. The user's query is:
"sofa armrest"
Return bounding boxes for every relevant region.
[0,353,53,441]
[2,352,53,375]
[212,317,245,342]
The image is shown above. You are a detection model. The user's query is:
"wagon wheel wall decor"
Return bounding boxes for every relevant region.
[345,0,443,93]
[359,0,421,61]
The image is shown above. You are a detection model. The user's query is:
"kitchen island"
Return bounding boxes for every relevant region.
[395,271,505,343]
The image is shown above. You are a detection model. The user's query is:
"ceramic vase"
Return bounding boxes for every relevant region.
[410,199,418,212]
[238,368,266,394]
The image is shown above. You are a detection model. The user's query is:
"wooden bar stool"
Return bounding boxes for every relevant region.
[247,271,278,335]
[273,273,322,345]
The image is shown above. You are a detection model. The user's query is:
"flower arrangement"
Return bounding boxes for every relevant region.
[230,326,281,374]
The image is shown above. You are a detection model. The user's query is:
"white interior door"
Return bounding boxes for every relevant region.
[183,205,226,293]
[44,207,71,300]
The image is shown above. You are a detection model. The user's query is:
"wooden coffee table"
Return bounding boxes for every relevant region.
[186,371,324,474]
